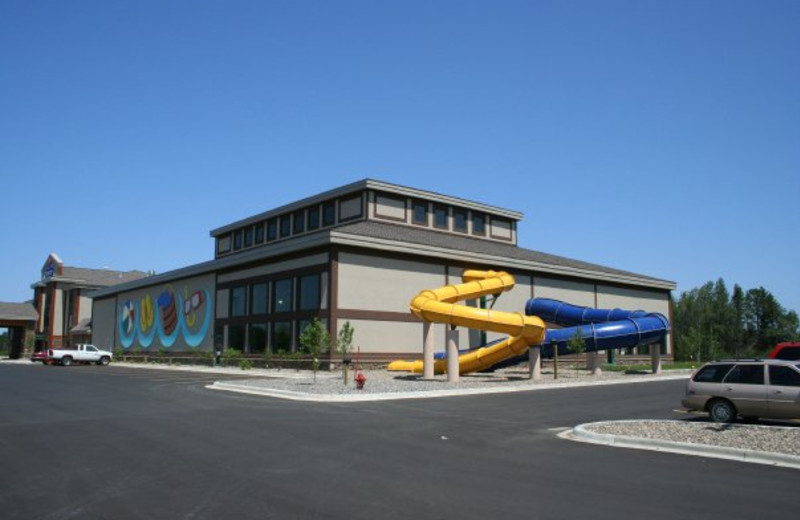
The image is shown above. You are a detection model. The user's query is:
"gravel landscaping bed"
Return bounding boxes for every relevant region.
[582,420,800,456]
[225,365,673,395]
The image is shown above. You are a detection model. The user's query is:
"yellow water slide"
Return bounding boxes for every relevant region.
[387,270,546,375]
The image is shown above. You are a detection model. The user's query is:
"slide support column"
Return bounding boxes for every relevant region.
[447,327,459,383]
[651,340,663,374]
[529,346,542,380]
[423,321,435,380]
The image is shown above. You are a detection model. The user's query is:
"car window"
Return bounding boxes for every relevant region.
[769,366,800,387]
[86,346,97,352]
[693,364,734,383]
[723,364,765,385]
[775,346,800,361]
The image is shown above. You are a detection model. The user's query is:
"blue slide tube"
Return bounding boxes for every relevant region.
[525,298,669,357]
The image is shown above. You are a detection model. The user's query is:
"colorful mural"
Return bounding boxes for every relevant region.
[118,284,212,349]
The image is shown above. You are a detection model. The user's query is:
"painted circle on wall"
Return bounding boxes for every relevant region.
[121,300,136,335]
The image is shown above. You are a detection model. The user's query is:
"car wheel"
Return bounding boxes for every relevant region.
[99,356,110,366]
[61,356,73,367]
[708,399,737,423]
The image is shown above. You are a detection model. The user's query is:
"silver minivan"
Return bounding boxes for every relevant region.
[682,359,800,423]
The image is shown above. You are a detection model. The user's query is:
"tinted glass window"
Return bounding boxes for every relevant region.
[769,366,800,387]
[233,229,243,250]
[230,287,247,317]
[412,200,428,225]
[307,206,320,231]
[472,213,486,235]
[279,216,291,238]
[273,321,292,353]
[244,227,253,248]
[248,323,267,354]
[775,346,800,361]
[724,364,765,385]
[293,210,305,234]
[693,364,734,383]
[322,201,336,226]
[251,283,268,315]
[298,274,320,311]
[228,324,245,352]
[273,279,293,313]
[453,208,467,232]
[254,223,265,244]
[266,219,277,241]
[433,205,448,228]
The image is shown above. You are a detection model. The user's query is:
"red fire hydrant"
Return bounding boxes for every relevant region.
[354,372,367,390]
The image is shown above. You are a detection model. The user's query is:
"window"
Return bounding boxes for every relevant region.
[339,195,362,222]
[266,219,277,241]
[453,208,468,233]
[298,274,320,311]
[472,213,486,236]
[254,223,265,244]
[233,229,243,250]
[249,324,267,354]
[293,209,305,234]
[217,236,231,254]
[273,279,293,313]
[433,204,448,229]
[693,364,734,383]
[230,287,247,317]
[273,321,292,353]
[244,226,253,248]
[251,283,268,315]
[723,364,765,385]
[769,366,800,387]
[412,200,428,225]
[228,324,246,352]
[307,206,320,231]
[279,216,291,238]
[322,201,336,226]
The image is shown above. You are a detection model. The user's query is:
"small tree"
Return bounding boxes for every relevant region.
[336,321,355,385]
[299,318,331,383]
[568,328,586,376]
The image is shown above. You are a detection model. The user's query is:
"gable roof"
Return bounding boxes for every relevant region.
[0,302,39,322]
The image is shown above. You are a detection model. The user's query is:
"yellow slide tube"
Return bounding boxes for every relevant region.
[387,270,546,375]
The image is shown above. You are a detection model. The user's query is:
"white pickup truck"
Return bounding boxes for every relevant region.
[48,344,113,366]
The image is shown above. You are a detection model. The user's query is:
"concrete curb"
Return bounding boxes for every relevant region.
[563,420,800,470]
[206,372,692,403]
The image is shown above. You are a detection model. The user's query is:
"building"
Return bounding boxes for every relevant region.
[91,179,676,361]
[30,253,149,350]
[0,302,39,359]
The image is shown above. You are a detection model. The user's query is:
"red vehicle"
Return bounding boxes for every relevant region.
[767,342,800,361]
[30,350,51,364]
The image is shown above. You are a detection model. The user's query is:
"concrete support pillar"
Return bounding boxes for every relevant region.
[529,346,542,380]
[423,321,435,380]
[588,351,602,376]
[651,341,662,374]
[446,327,459,383]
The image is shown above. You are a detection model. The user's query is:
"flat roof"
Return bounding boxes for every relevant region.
[209,179,524,237]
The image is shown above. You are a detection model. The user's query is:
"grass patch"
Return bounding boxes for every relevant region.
[602,361,698,372]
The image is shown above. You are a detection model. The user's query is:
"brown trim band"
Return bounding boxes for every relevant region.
[337,309,420,323]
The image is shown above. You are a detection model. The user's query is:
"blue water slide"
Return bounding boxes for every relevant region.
[525,298,669,357]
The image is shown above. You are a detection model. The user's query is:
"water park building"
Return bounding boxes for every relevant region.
[90,179,676,363]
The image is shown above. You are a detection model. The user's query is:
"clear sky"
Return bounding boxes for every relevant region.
[1,1,798,313]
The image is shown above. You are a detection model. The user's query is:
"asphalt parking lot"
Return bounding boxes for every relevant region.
[1,362,796,520]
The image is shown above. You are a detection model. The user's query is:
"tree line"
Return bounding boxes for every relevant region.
[672,279,799,361]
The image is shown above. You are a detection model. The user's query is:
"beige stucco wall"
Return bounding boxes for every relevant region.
[51,288,63,337]
[341,319,423,354]
[78,294,93,322]
[91,297,117,349]
[533,277,595,308]
[337,252,445,313]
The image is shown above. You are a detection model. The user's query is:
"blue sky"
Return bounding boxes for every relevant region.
[1,1,798,313]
